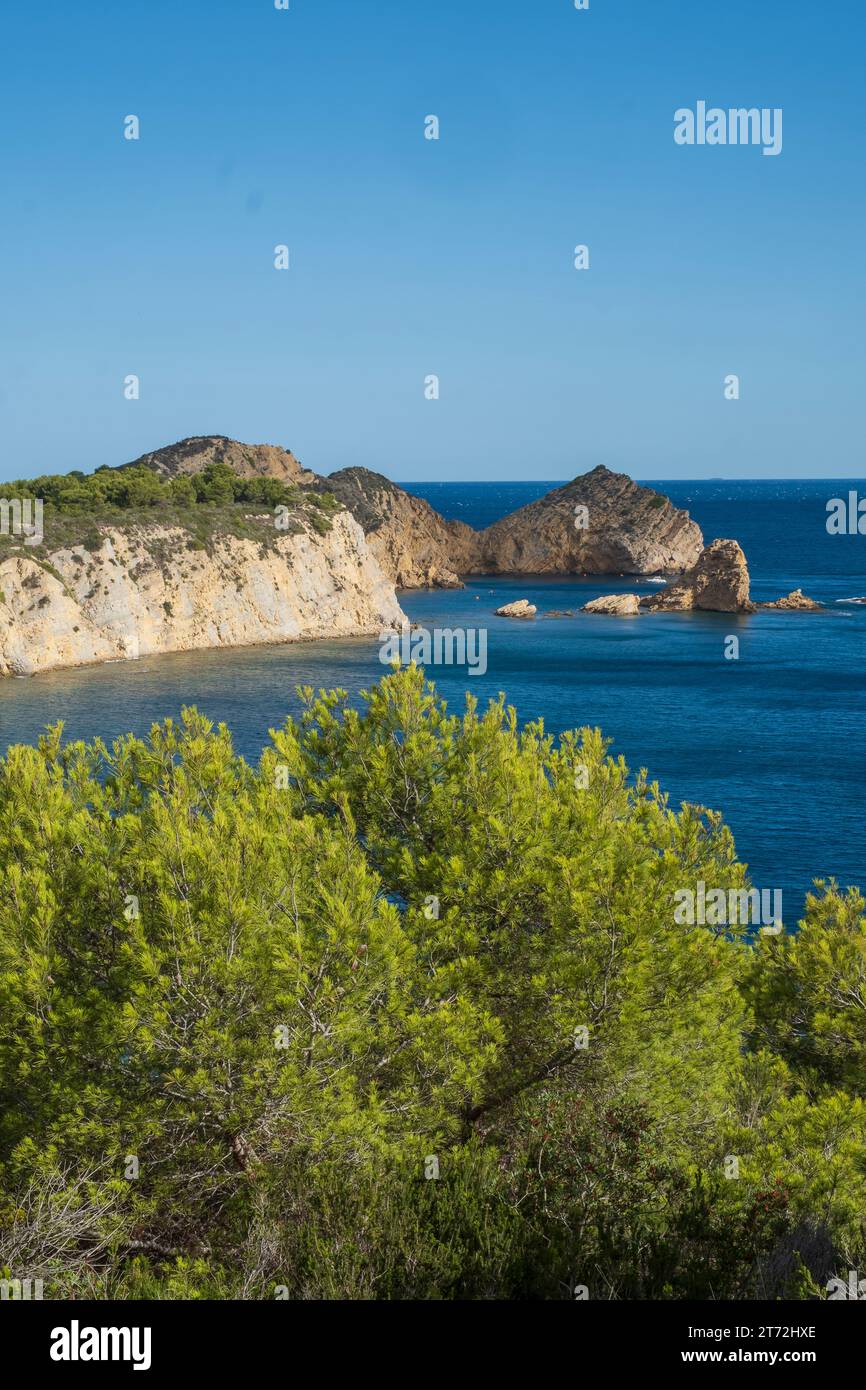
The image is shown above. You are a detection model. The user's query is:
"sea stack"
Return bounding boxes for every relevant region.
[640,539,752,613]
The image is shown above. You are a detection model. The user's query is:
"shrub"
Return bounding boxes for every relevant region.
[0,669,861,1299]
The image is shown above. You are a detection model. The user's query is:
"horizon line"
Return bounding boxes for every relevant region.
[395,476,866,485]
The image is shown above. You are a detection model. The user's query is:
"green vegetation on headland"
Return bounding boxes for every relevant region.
[0,461,342,552]
[0,667,863,1300]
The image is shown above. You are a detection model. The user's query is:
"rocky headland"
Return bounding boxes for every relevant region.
[0,437,821,677]
[321,462,704,585]
[475,467,703,577]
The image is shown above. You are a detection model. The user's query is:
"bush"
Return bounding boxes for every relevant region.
[0,669,862,1299]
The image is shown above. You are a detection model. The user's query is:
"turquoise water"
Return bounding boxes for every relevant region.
[1,480,863,923]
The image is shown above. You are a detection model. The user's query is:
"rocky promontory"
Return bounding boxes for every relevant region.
[475,467,703,576]
[1,436,821,679]
[321,463,704,586]
[0,437,408,677]
[320,468,476,590]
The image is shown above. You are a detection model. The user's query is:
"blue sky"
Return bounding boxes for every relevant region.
[1,0,864,482]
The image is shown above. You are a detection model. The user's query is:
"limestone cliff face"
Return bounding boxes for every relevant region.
[475,467,703,576]
[0,513,403,678]
[322,468,477,589]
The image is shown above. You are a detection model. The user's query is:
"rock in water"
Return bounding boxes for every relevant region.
[640,539,752,613]
[495,599,537,618]
[759,589,823,611]
[583,593,641,615]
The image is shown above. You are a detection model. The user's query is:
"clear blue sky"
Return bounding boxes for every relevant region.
[1,0,864,483]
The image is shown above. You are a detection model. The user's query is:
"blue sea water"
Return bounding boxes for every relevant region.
[1,479,863,923]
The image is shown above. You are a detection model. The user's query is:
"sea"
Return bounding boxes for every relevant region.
[1,479,863,924]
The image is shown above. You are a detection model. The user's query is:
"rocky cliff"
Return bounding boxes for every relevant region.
[319,463,703,584]
[475,467,703,576]
[321,468,477,589]
[0,437,751,680]
[0,512,403,678]
[118,443,704,585]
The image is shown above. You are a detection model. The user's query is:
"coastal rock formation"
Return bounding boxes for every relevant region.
[475,467,703,577]
[759,589,823,611]
[0,513,404,678]
[2,437,823,683]
[640,539,751,613]
[119,444,705,588]
[496,599,537,618]
[124,435,318,487]
[321,468,476,590]
[583,593,641,615]
[316,461,702,584]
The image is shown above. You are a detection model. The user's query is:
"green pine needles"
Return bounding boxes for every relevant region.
[0,667,863,1299]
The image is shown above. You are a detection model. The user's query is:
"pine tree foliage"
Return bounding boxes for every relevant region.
[0,667,862,1298]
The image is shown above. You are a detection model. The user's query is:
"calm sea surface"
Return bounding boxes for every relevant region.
[1,480,863,922]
